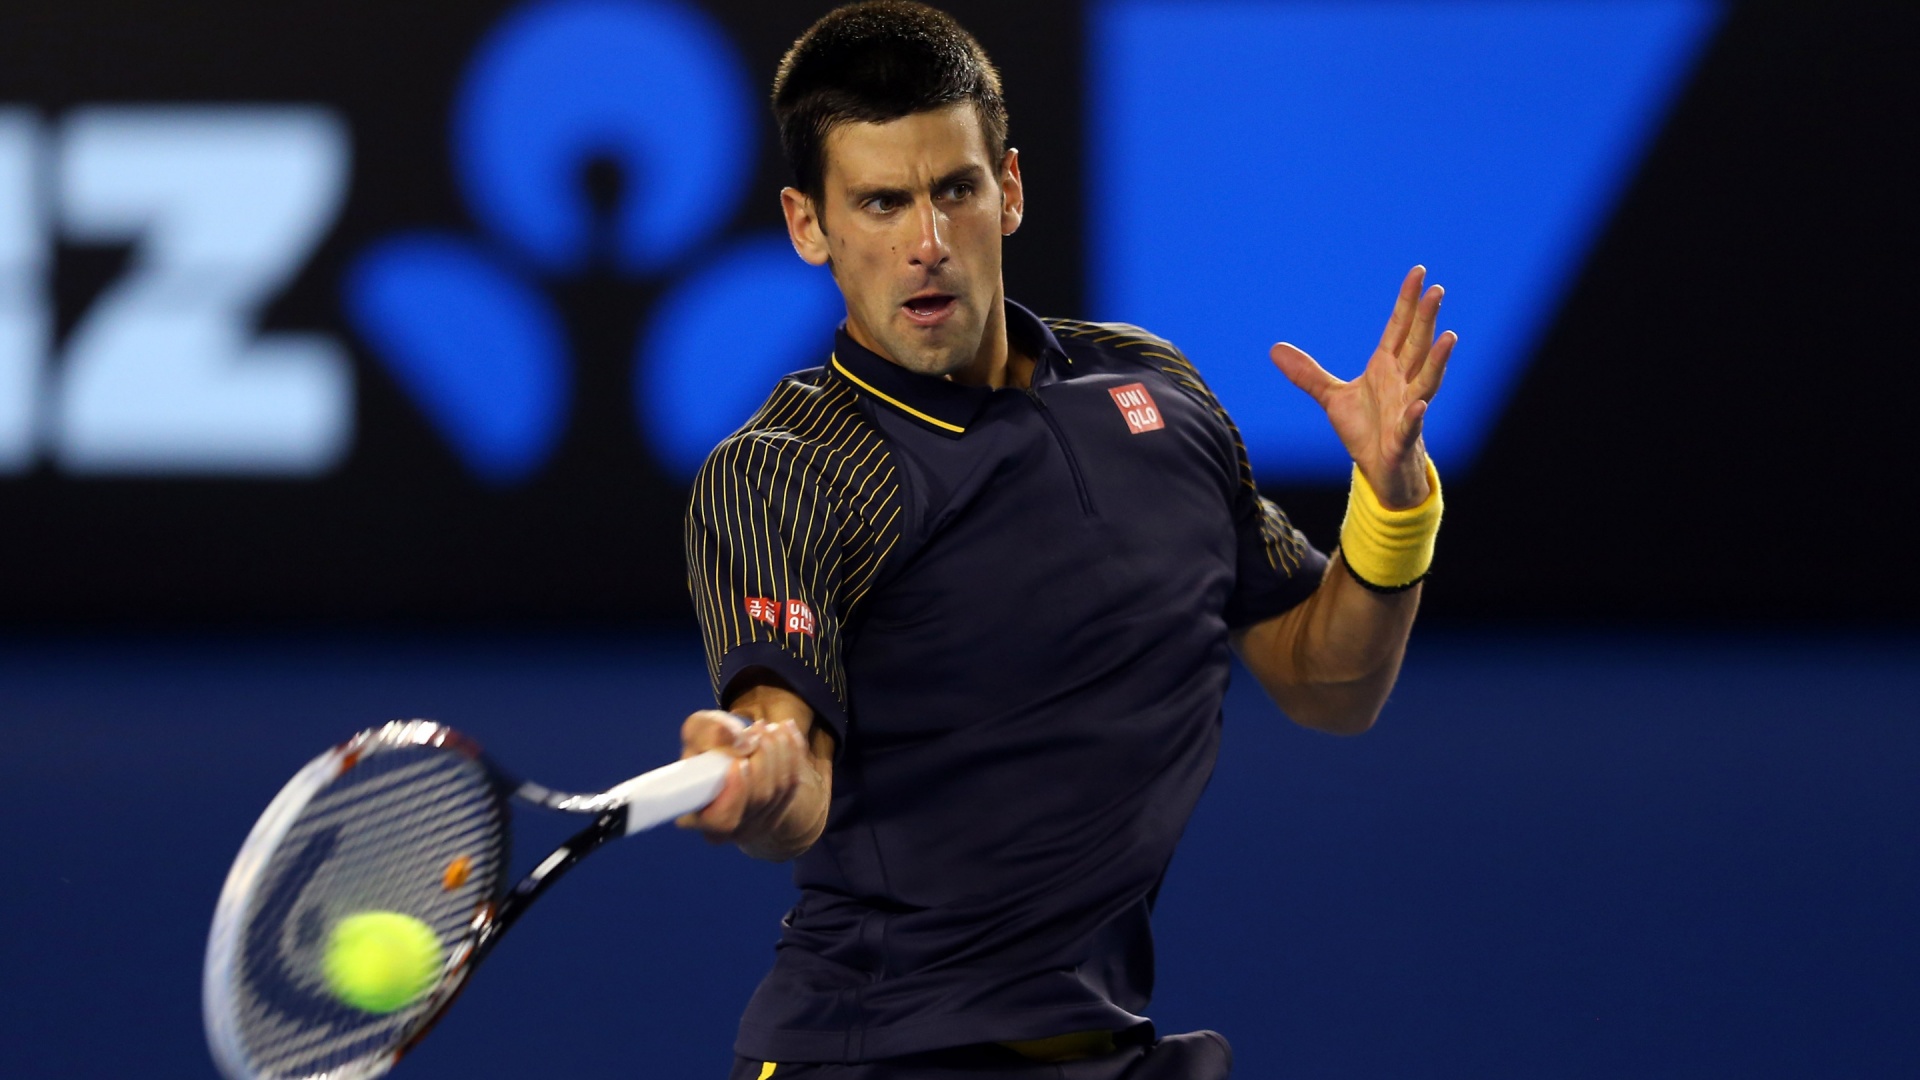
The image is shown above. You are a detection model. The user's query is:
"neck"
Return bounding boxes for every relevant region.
[945,292,1015,389]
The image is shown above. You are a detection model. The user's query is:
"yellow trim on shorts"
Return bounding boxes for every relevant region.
[757,1063,776,1079]
[999,1028,1119,1062]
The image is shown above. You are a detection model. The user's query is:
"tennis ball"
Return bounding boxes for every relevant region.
[320,911,442,1014]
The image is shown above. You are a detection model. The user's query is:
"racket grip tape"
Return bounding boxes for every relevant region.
[612,750,733,835]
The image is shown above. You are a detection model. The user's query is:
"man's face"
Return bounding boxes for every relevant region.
[783,104,1023,381]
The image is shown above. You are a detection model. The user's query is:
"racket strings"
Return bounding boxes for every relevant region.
[229,746,509,1080]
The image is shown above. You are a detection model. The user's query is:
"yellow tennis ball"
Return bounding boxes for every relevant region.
[320,911,442,1014]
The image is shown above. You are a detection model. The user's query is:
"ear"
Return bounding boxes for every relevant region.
[781,187,831,266]
[998,147,1025,237]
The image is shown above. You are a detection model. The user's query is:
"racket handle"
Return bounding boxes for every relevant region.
[611,749,733,835]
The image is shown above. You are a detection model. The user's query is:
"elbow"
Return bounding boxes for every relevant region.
[1267,652,1403,736]
[1265,675,1388,736]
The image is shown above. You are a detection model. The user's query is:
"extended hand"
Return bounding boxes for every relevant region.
[1269,266,1456,509]
[676,683,831,860]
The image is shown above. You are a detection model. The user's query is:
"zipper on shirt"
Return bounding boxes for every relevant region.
[1025,387,1095,515]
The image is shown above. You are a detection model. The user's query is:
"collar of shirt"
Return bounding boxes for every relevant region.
[828,300,1072,438]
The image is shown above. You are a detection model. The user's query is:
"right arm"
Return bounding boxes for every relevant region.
[680,400,898,861]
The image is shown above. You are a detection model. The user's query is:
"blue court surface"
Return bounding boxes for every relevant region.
[2,629,1914,1078]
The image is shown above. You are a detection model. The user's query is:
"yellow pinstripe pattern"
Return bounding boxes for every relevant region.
[1049,318,1308,576]
[686,372,903,711]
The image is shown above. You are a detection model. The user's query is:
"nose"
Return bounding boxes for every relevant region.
[908,198,949,270]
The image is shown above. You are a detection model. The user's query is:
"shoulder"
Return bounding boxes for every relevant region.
[1045,317,1226,415]
[700,371,868,469]
[1046,317,1186,365]
[724,368,866,445]
[691,369,898,511]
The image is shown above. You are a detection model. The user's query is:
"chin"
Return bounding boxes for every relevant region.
[891,347,969,379]
[883,328,977,379]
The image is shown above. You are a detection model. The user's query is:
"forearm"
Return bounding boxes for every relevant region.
[1234,459,1439,734]
[1234,552,1419,734]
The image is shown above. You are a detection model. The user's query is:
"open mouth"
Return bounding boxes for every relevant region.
[902,294,957,325]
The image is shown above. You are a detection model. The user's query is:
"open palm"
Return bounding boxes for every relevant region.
[1269,266,1455,509]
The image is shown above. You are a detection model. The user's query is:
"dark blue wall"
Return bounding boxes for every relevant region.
[3,631,1914,1077]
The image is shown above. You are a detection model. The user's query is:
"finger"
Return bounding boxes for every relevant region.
[680,710,748,757]
[1396,397,1428,449]
[674,710,750,833]
[774,721,807,796]
[679,755,751,835]
[727,721,767,808]
[758,722,803,818]
[1412,330,1456,402]
[1377,266,1425,355]
[754,721,796,807]
[748,720,804,810]
[1399,284,1443,380]
[1269,342,1342,406]
[774,719,804,778]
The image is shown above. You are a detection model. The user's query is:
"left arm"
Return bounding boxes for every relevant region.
[1233,549,1420,735]
[1237,266,1454,734]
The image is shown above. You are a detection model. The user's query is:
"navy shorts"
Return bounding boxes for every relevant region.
[729,1030,1232,1080]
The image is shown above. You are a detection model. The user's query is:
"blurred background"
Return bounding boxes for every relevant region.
[1,0,1914,1076]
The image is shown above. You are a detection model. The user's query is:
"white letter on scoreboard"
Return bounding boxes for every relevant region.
[0,110,46,473]
[53,107,353,474]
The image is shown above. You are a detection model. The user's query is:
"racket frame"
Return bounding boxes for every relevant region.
[204,720,731,1080]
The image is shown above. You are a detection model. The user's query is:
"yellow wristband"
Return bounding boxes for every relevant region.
[1338,459,1443,591]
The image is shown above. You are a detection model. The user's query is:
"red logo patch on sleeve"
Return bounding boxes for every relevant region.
[784,599,816,637]
[743,597,779,627]
[1109,383,1165,434]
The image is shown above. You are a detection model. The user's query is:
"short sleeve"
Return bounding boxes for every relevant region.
[1148,342,1329,627]
[683,379,902,746]
[1226,483,1328,627]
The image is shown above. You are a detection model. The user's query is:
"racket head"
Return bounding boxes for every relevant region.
[203,721,512,1080]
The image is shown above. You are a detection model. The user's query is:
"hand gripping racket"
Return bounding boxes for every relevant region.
[202,719,732,1080]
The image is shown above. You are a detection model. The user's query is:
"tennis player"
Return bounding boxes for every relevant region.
[679,3,1452,1077]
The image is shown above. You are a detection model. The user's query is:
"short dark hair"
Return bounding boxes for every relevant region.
[773,2,1009,205]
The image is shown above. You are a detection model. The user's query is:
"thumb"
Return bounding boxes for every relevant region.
[1269,342,1340,405]
[680,709,752,759]
[676,710,752,832]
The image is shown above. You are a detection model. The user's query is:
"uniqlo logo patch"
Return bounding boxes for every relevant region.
[784,599,816,637]
[1109,383,1165,434]
[743,597,779,627]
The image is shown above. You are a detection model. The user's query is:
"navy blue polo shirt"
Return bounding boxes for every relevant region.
[685,301,1327,1063]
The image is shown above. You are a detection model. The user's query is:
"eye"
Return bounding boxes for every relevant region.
[941,181,974,201]
[863,194,901,215]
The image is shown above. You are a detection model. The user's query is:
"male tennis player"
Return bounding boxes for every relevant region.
[678,3,1452,1077]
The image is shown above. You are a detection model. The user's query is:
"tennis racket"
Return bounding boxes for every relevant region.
[202,719,732,1080]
